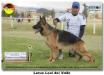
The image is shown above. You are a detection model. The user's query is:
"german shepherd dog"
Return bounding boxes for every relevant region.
[32,16,94,63]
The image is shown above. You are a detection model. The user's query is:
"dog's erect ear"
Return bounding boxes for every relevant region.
[41,16,46,25]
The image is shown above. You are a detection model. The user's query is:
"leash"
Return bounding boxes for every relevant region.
[53,19,57,29]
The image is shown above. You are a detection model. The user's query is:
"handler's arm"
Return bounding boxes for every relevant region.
[53,18,60,25]
[79,15,86,38]
[53,13,66,26]
[79,25,86,38]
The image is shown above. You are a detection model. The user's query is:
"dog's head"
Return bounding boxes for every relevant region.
[32,16,47,35]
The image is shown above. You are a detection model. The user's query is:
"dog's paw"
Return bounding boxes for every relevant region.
[51,59,55,63]
[49,59,55,63]
[89,59,95,64]
[48,57,52,61]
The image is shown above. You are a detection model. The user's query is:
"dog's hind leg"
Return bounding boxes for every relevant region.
[74,51,82,61]
[74,42,94,63]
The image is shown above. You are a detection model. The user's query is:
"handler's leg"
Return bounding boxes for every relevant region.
[58,49,64,60]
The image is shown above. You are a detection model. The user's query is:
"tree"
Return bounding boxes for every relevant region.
[50,9,55,18]
[82,3,88,20]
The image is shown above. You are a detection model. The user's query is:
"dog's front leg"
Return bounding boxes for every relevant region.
[45,42,53,62]
[48,50,53,62]
[50,47,58,63]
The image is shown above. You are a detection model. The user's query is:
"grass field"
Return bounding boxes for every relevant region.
[2,18,103,70]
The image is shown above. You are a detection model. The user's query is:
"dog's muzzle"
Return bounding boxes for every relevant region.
[34,28,41,33]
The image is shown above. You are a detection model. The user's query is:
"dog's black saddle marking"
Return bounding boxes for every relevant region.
[58,30,83,45]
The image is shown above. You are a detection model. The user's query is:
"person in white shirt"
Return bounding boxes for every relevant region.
[54,2,86,59]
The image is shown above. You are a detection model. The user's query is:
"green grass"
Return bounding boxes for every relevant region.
[2,18,103,70]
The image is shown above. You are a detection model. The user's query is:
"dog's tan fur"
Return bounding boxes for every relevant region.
[33,16,94,63]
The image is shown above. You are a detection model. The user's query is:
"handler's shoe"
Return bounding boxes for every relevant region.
[58,53,64,60]
[58,49,64,60]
